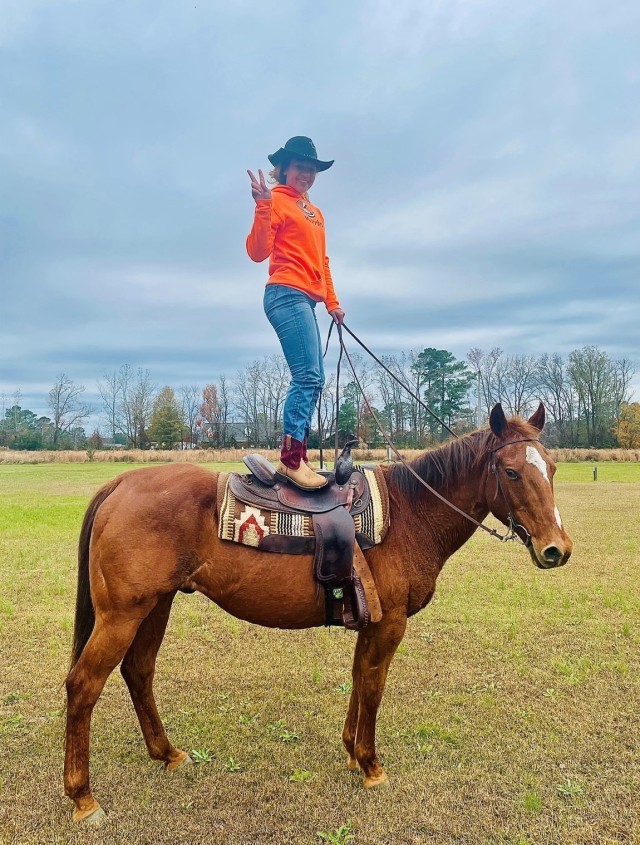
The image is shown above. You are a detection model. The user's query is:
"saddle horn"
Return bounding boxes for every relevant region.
[334,438,359,486]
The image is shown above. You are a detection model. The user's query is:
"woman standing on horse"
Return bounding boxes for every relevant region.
[247,136,345,491]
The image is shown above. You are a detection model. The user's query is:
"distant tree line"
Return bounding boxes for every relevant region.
[1,346,638,451]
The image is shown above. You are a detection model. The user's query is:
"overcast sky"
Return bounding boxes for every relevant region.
[2,0,639,425]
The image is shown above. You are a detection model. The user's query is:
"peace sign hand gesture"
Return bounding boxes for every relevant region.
[247,169,271,204]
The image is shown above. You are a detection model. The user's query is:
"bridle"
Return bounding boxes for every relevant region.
[322,323,544,546]
[489,438,543,547]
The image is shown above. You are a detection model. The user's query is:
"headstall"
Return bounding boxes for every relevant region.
[488,438,543,546]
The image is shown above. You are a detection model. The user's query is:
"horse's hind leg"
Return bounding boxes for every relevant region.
[65,610,147,823]
[120,592,191,772]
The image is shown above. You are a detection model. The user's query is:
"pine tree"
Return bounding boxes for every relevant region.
[148,387,184,449]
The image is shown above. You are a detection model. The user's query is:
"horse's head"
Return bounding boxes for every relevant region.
[487,403,573,569]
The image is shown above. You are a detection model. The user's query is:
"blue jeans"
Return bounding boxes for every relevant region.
[264,284,325,443]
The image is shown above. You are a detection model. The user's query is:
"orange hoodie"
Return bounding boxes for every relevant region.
[246,185,340,312]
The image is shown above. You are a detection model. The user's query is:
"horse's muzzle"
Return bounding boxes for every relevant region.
[530,541,572,569]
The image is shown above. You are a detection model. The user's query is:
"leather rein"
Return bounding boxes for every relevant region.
[324,322,539,546]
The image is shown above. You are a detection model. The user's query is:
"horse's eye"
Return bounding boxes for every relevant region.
[505,468,520,480]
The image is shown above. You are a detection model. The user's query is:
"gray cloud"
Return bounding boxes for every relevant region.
[2,0,639,425]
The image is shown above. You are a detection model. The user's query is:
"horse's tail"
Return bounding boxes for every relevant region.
[70,476,125,670]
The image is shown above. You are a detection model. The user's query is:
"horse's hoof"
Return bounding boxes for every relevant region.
[363,771,389,789]
[346,755,360,772]
[72,803,106,826]
[166,751,193,773]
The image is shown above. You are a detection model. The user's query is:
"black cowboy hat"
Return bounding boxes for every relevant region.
[268,136,334,172]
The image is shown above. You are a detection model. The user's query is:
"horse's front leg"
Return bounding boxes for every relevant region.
[342,633,366,772]
[351,609,407,788]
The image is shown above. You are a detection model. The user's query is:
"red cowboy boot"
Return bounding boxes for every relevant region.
[301,436,318,469]
[276,436,327,490]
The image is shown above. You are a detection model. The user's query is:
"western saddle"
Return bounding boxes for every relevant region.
[218,444,384,630]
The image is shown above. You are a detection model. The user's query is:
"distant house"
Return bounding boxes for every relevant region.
[196,422,250,448]
[227,422,251,447]
[101,439,126,450]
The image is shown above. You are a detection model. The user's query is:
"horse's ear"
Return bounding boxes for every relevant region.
[528,402,545,432]
[489,403,508,437]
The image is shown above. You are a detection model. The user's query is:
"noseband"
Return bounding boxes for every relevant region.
[489,438,542,546]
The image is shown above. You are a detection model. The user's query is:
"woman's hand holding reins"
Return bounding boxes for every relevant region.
[247,169,271,204]
[330,308,345,325]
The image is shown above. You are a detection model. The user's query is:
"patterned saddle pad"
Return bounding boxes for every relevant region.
[217,465,390,552]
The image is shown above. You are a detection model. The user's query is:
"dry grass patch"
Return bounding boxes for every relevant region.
[3,446,640,465]
[550,447,640,463]
[0,447,267,465]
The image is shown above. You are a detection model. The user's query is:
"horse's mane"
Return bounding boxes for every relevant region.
[387,417,540,497]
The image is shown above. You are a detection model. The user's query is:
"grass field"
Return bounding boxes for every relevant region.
[0,462,639,845]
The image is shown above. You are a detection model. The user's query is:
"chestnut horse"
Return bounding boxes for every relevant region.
[64,403,572,823]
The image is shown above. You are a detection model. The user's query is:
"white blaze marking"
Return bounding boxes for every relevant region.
[524,445,562,528]
[526,445,550,483]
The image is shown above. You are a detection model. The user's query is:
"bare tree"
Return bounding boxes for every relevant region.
[376,354,413,443]
[99,363,136,446]
[179,384,201,448]
[258,355,289,447]
[98,368,126,443]
[611,358,635,441]
[48,374,91,448]
[218,376,230,446]
[231,357,291,447]
[233,361,262,446]
[118,368,155,448]
[467,347,503,419]
[496,354,539,417]
[8,389,22,437]
[133,369,156,449]
[537,354,577,445]
[316,373,337,448]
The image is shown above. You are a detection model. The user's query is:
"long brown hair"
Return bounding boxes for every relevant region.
[268,162,288,185]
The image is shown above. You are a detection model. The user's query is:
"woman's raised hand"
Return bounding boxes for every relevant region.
[247,169,271,204]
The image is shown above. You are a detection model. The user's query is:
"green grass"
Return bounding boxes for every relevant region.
[554,462,640,483]
[0,463,638,844]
